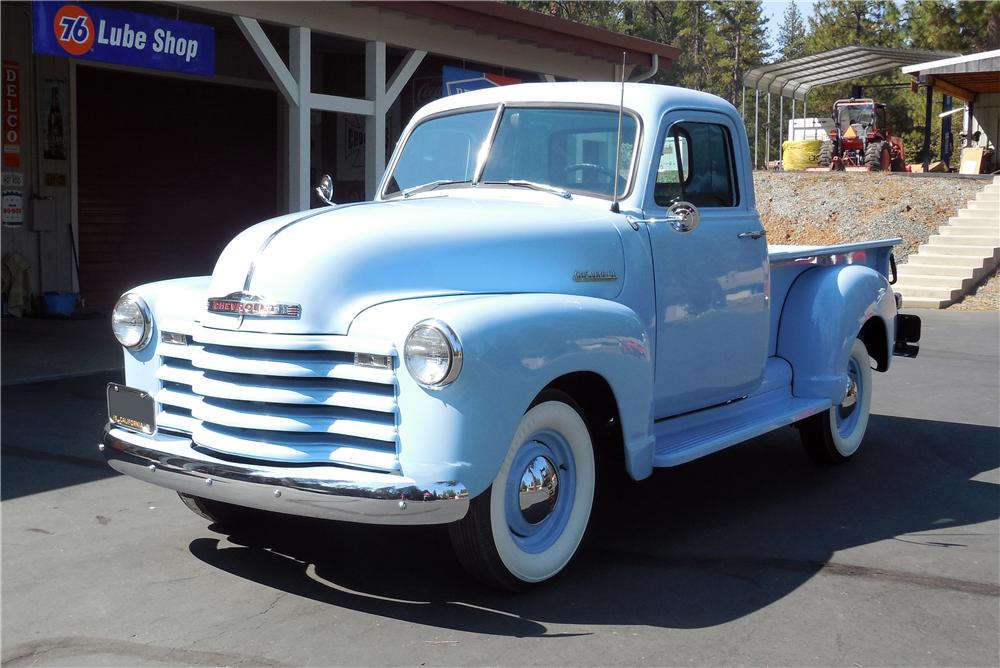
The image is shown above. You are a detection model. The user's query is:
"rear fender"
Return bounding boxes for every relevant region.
[349,294,655,497]
[776,264,895,404]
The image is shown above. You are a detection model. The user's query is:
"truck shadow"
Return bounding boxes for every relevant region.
[188,414,999,635]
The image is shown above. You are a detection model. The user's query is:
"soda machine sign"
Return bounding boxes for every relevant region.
[32,3,214,76]
[442,66,520,96]
[3,61,20,169]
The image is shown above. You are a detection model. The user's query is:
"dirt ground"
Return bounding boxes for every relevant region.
[755,172,997,311]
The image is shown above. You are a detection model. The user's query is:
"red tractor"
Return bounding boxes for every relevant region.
[819,98,906,172]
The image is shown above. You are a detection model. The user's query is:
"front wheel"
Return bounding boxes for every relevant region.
[448,390,596,591]
[797,339,873,464]
[864,141,884,170]
[818,141,833,167]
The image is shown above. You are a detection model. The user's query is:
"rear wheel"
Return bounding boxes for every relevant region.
[177,493,261,527]
[797,339,873,464]
[879,143,892,171]
[449,389,596,591]
[818,141,832,167]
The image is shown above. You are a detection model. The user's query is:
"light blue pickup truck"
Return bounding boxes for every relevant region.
[103,82,920,590]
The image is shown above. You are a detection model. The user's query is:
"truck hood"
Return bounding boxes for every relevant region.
[200,196,626,334]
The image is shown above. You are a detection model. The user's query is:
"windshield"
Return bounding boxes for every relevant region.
[383,109,495,196]
[383,106,639,200]
[836,104,876,132]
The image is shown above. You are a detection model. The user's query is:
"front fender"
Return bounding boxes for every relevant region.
[776,264,895,404]
[349,294,654,498]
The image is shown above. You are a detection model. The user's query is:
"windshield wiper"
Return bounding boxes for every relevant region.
[399,179,471,198]
[490,180,572,199]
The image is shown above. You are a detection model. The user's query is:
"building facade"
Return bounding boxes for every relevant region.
[2,1,677,310]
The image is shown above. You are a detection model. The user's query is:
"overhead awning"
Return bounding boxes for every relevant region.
[743,46,955,100]
[901,50,1000,101]
[180,0,678,81]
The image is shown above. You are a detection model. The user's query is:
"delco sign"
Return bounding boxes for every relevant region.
[32,3,214,76]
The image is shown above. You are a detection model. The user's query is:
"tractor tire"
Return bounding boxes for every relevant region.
[818,141,832,167]
[864,142,884,170]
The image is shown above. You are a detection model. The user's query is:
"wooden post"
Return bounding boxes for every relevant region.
[922,80,933,172]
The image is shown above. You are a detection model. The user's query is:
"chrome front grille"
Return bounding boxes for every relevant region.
[155,326,398,473]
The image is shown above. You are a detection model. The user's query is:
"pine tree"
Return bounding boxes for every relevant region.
[956,0,1000,52]
[901,0,963,51]
[710,1,770,104]
[806,0,903,53]
[777,2,808,61]
[665,1,712,91]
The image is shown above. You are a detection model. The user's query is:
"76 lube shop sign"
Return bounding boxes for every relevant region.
[33,3,214,76]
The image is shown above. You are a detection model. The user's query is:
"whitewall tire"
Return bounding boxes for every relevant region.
[798,338,873,463]
[449,389,595,590]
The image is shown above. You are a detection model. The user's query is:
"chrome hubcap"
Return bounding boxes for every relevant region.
[842,377,858,410]
[838,361,860,423]
[518,455,559,525]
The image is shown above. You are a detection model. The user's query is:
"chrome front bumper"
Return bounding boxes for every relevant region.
[101,427,469,525]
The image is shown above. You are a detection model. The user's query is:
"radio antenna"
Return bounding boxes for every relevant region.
[610,51,626,214]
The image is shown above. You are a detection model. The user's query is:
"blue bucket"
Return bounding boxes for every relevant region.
[44,291,77,316]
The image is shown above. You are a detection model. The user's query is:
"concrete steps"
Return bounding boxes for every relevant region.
[896,176,1000,309]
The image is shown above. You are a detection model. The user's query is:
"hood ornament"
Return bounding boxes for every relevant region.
[207,292,301,318]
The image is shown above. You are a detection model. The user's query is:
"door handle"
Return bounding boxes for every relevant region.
[737,230,766,240]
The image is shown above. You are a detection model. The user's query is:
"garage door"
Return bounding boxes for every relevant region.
[77,67,279,310]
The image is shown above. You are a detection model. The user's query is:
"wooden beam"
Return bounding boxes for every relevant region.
[365,41,387,199]
[309,93,376,116]
[234,16,298,106]
[927,75,975,102]
[385,50,426,108]
[289,27,310,211]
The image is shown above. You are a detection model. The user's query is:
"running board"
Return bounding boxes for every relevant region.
[653,388,831,467]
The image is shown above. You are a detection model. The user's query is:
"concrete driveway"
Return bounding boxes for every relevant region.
[2,309,997,666]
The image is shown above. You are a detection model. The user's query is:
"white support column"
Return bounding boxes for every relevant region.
[778,96,784,165]
[289,27,311,212]
[365,41,386,200]
[238,15,427,206]
[765,93,771,166]
[754,89,760,169]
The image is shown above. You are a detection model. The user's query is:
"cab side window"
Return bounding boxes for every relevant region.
[654,121,737,208]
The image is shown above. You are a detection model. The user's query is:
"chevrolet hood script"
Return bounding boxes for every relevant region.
[207,292,301,318]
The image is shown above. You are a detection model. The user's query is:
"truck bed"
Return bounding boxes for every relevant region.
[766,237,900,355]
[768,238,902,264]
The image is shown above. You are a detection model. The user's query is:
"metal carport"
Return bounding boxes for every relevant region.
[741,46,955,167]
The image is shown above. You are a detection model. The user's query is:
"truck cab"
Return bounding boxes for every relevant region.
[103,82,920,590]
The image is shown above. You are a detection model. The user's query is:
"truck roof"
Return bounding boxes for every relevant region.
[414,82,738,125]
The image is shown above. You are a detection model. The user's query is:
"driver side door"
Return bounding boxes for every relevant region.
[645,111,770,419]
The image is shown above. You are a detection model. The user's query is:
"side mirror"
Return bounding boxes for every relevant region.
[667,201,700,233]
[315,174,335,206]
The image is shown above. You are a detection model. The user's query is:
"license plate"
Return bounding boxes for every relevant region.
[107,383,155,435]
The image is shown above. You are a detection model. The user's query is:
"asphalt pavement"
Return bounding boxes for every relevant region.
[1,309,997,666]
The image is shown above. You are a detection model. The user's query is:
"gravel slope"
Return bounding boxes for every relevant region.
[755,172,996,310]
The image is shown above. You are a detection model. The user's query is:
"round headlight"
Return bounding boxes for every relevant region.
[112,293,152,350]
[404,320,462,389]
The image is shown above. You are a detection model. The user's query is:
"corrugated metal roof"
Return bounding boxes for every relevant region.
[743,46,956,100]
[901,49,1000,75]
